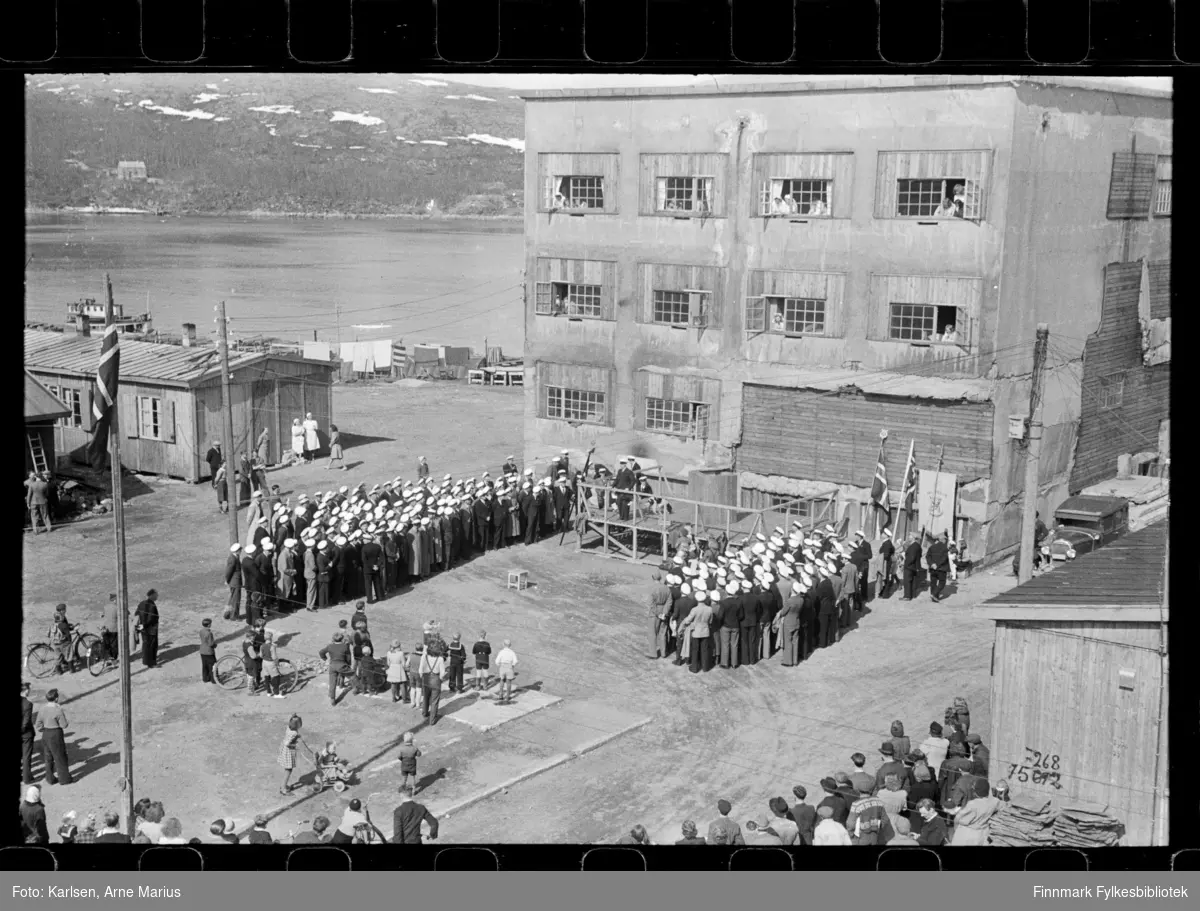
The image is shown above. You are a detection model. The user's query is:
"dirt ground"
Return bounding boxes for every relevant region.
[22,379,1021,845]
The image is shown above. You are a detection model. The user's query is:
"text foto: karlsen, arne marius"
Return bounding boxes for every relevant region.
[12,886,182,900]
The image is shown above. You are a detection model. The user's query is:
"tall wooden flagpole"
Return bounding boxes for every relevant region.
[104,275,136,837]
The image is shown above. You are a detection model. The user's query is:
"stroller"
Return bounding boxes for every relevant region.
[310,745,354,794]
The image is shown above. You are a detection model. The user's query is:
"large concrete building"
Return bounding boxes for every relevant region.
[520,75,1170,563]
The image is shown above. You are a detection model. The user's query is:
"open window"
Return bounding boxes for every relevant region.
[652,289,711,327]
[655,177,713,215]
[533,258,616,320]
[896,177,973,219]
[539,281,602,318]
[876,151,990,221]
[765,296,826,336]
[544,175,605,212]
[888,303,968,344]
[546,387,606,424]
[759,178,832,217]
[645,398,711,440]
[1154,156,1171,217]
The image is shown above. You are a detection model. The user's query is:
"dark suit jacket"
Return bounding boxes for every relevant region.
[789,803,817,846]
[741,593,762,626]
[614,468,635,491]
[721,596,744,629]
[815,579,837,614]
[392,801,438,845]
[926,541,950,571]
[225,554,242,586]
[135,599,159,631]
[21,696,35,737]
[239,557,259,592]
[903,542,923,572]
[361,542,383,573]
[489,497,506,527]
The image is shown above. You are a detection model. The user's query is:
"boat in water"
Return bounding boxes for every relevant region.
[66,297,153,335]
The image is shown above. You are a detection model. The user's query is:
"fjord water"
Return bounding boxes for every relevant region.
[24,215,525,354]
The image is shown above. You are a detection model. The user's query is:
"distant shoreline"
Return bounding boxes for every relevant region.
[26,206,524,226]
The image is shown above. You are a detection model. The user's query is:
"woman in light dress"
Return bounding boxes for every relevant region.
[303,412,320,462]
[290,419,305,462]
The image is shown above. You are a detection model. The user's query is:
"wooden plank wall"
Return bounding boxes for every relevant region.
[538,153,620,212]
[117,382,194,480]
[1070,263,1172,491]
[1148,260,1170,321]
[638,153,730,216]
[867,273,984,342]
[989,620,1164,845]
[739,384,994,486]
[750,153,855,217]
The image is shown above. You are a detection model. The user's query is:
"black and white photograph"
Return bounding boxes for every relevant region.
[21,72,1170,851]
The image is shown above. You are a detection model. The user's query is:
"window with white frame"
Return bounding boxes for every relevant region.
[547,387,606,424]
[1099,372,1125,410]
[888,303,965,344]
[897,177,969,218]
[769,493,812,524]
[761,178,832,217]
[1154,156,1171,216]
[543,282,602,318]
[656,176,712,214]
[766,297,826,335]
[651,289,712,327]
[548,175,605,211]
[57,387,82,428]
[645,398,711,439]
[138,395,163,440]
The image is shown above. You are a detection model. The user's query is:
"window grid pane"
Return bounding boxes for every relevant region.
[783,298,826,334]
[889,303,936,341]
[652,290,691,324]
[767,494,811,522]
[664,177,694,210]
[645,397,692,434]
[565,176,604,209]
[1155,180,1171,215]
[1099,373,1125,409]
[896,178,942,217]
[784,179,830,215]
[547,386,606,423]
[567,283,602,318]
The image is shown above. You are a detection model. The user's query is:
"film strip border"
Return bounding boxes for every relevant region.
[2,845,1198,870]
[0,0,1194,67]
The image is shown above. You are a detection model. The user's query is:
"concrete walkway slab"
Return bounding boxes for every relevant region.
[447,687,562,732]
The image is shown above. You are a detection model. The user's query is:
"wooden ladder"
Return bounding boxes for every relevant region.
[27,432,49,476]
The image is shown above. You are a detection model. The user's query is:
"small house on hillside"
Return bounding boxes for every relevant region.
[24,330,338,482]
[24,369,71,477]
[116,160,147,180]
[978,520,1168,845]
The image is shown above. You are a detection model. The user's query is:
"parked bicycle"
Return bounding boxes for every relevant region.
[25,624,108,678]
[214,649,299,693]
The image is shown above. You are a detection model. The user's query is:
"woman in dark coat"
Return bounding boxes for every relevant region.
[20,786,49,844]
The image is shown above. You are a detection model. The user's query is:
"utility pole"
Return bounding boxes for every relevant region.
[215,301,240,547]
[103,275,136,839]
[335,302,342,357]
[1018,324,1050,583]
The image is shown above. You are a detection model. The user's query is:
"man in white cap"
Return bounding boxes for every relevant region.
[277,538,298,606]
[815,562,838,649]
[502,454,518,476]
[303,535,319,611]
[224,543,244,621]
[315,540,333,608]
[614,458,635,521]
[878,528,897,597]
[241,543,262,626]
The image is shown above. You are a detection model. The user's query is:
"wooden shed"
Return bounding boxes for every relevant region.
[24,369,71,476]
[978,520,1168,845]
[24,329,338,483]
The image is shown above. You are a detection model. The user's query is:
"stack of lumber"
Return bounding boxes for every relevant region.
[1052,802,1126,847]
[988,793,1057,847]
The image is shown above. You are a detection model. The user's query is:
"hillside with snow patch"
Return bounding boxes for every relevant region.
[25,73,527,216]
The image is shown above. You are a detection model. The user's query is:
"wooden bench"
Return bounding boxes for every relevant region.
[467,369,486,385]
[507,570,529,591]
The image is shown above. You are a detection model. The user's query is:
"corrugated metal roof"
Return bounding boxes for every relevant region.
[520,75,1172,102]
[24,370,70,421]
[725,366,993,403]
[982,521,1167,616]
[23,329,327,388]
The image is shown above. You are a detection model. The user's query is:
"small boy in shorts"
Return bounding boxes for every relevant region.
[398,732,421,798]
[472,631,491,693]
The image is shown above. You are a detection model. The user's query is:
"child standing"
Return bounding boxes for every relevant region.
[355,646,380,696]
[398,732,421,799]
[446,634,466,693]
[406,645,424,712]
[51,604,73,674]
[472,631,492,693]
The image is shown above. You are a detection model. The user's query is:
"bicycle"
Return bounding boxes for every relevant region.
[214,651,298,693]
[25,625,108,679]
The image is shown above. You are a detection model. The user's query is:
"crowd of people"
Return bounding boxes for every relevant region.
[20,787,441,847]
[216,448,585,627]
[618,704,1008,847]
[646,520,960,673]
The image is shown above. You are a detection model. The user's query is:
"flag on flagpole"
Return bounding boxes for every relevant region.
[899,439,917,516]
[86,299,121,471]
[870,432,890,529]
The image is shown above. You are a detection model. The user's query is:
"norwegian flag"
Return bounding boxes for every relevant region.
[870,433,891,528]
[85,285,121,471]
[899,439,917,515]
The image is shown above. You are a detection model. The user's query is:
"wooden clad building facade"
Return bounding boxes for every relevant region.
[979,521,1168,846]
[24,330,337,483]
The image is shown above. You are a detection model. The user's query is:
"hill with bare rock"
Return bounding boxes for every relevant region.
[25,73,526,216]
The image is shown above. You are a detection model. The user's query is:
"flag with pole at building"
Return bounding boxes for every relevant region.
[85,293,121,471]
[870,430,891,530]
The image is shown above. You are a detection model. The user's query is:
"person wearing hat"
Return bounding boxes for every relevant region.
[647,572,672,660]
[612,458,635,521]
[743,812,783,846]
[966,733,989,778]
[948,776,1001,845]
[315,540,333,608]
[135,589,161,670]
[443,502,461,571]
[361,529,385,604]
[319,631,353,707]
[814,563,838,649]
[872,742,911,795]
[275,538,297,608]
[902,533,923,600]
[518,480,537,546]
[738,579,762,666]
[427,506,446,571]
[302,535,319,612]
[813,803,852,846]
[256,539,277,614]
[20,681,37,785]
[846,781,895,846]
[925,530,951,602]
[851,528,873,605]
[197,617,217,684]
[240,543,263,626]
[706,799,745,846]
[445,634,467,693]
[680,589,714,673]
[877,528,897,597]
[816,776,848,826]
[223,542,244,622]
[716,581,743,669]
[776,580,804,668]
[502,455,519,476]
[416,455,429,480]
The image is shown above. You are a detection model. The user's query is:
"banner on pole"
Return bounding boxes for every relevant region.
[917,469,957,540]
